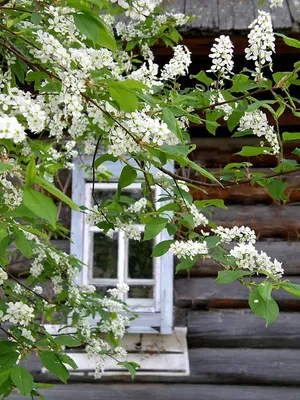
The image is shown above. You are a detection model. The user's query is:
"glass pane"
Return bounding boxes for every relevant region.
[92,232,118,279]
[93,189,116,205]
[128,285,153,299]
[128,235,153,279]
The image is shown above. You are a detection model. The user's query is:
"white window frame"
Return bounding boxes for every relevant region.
[83,182,161,313]
[70,155,174,334]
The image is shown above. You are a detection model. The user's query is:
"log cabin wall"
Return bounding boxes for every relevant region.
[8,1,300,398]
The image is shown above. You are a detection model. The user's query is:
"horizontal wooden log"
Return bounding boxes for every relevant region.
[8,383,300,400]
[176,241,300,276]
[207,205,300,238]
[175,276,300,310]
[189,348,300,385]
[187,309,300,348]
[189,137,300,168]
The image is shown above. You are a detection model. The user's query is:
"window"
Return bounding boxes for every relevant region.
[71,156,174,334]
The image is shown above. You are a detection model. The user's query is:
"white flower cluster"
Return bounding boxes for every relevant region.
[170,240,209,259]
[129,60,161,89]
[0,268,8,285]
[86,205,107,225]
[0,175,23,210]
[161,45,191,81]
[116,12,188,41]
[269,0,283,7]
[230,243,284,278]
[101,315,130,338]
[245,11,275,81]
[187,203,209,228]
[20,328,35,343]
[116,221,141,241]
[2,301,35,326]
[110,0,162,21]
[238,110,280,154]
[212,226,256,244]
[68,284,96,305]
[108,111,179,156]
[208,35,234,81]
[127,198,147,213]
[210,93,235,120]
[107,283,130,298]
[0,116,25,143]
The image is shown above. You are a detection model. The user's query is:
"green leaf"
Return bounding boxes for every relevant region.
[266,179,287,201]
[109,87,138,112]
[162,108,181,140]
[191,70,213,87]
[35,176,80,212]
[10,366,33,396]
[94,154,118,169]
[26,158,36,188]
[237,146,272,156]
[166,223,178,236]
[280,283,300,298]
[54,336,81,347]
[118,361,140,380]
[215,270,252,284]
[276,33,300,49]
[175,256,199,272]
[14,230,32,258]
[73,12,116,51]
[0,342,19,371]
[0,370,12,387]
[40,351,70,383]
[144,218,168,241]
[58,354,78,370]
[152,240,174,257]
[249,287,279,326]
[0,223,8,242]
[23,188,57,227]
[194,199,227,209]
[257,282,273,302]
[227,109,245,132]
[117,166,137,197]
[185,159,220,184]
[282,132,300,141]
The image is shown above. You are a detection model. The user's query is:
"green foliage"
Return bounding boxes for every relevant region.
[249,285,279,326]
[215,270,252,284]
[10,367,34,397]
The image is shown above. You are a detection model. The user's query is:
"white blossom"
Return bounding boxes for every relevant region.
[213,226,256,244]
[245,11,275,81]
[230,243,284,278]
[21,328,35,342]
[269,0,283,8]
[127,198,147,213]
[170,240,209,259]
[161,45,191,81]
[0,116,26,143]
[208,35,234,80]
[238,110,280,154]
[2,301,35,326]
[0,268,8,285]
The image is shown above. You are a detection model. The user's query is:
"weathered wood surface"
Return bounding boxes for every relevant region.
[160,0,185,14]
[207,205,300,238]
[233,0,256,30]
[8,383,300,400]
[288,0,300,23]
[189,348,300,385]
[175,276,300,309]
[187,309,300,348]
[185,0,218,30]
[190,138,300,168]
[176,240,300,276]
